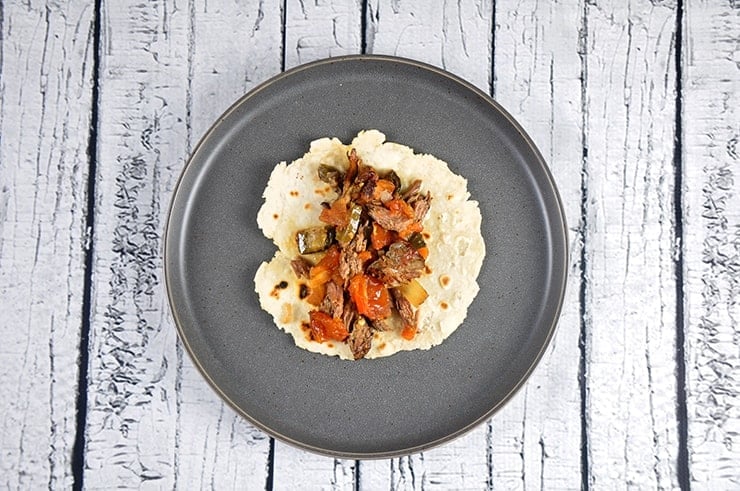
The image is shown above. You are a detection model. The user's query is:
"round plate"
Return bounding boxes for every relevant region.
[165,55,567,458]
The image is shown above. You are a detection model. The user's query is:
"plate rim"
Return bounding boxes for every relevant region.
[163,54,569,459]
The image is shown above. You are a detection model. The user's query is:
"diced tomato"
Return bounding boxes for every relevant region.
[386,199,415,218]
[304,282,325,306]
[357,250,374,264]
[348,274,392,320]
[401,324,417,340]
[309,311,349,342]
[309,268,332,285]
[319,197,350,227]
[416,246,429,259]
[310,246,340,277]
[372,179,396,200]
[370,223,394,250]
[398,221,423,239]
[305,246,341,305]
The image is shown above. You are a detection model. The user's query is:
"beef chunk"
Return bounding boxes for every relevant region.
[411,191,431,222]
[401,179,422,201]
[290,257,312,279]
[367,205,416,233]
[370,317,392,332]
[320,281,344,319]
[342,301,357,333]
[339,223,369,283]
[348,317,373,360]
[391,288,416,328]
[367,241,425,287]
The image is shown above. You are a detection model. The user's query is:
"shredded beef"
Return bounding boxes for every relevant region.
[367,205,416,233]
[354,167,379,203]
[339,223,369,283]
[411,192,432,222]
[401,179,422,201]
[342,301,357,332]
[391,289,416,327]
[290,257,312,279]
[320,281,344,318]
[367,241,425,287]
[348,317,373,360]
[370,317,392,332]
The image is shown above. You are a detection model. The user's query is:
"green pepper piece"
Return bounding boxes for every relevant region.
[296,226,335,254]
[336,204,362,246]
[407,231,426,250]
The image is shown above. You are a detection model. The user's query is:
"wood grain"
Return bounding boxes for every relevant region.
[582,0,680,487]
[366,0,491,91]
[82,0,284,487]
[284,0,362,69]
[0,1,94,488]
[359,430,490,490]
[175,0,281,487]
[82,1,188,486]
[273,447,357,490]
[683,0,740,487]
[488,0,584,487]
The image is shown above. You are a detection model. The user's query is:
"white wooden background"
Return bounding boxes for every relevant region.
[1,0,738,489]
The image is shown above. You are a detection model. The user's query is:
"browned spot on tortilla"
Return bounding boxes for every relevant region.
[304,203,311,210]
[326,343,334,348]
[373,332,380,339]
[275,281,288,290]
[290,190,299,197]
[299,283,310,299]
[324,186,332,192]
[425,265,433,275]
[301,321,310,331]
[446,194,453,201]
[439,275,450,287]
[270,289,280,298]
[273,213,279,219]
[314,188,325,196]
[422,232,431,239]
[378,342,386,350]
[440,301,449,310]
[280,304,293,324]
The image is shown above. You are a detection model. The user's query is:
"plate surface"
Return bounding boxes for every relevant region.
[165,55,567,458]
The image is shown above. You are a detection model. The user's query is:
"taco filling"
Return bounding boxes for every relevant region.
[255,130,485,360]
[287,148,432,359]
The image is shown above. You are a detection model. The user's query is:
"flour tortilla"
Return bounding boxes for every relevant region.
[255,130,485,359]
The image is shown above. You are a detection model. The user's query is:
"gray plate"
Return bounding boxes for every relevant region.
[164,55,567,458]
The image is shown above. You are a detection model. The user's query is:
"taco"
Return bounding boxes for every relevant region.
[255,130,484,360]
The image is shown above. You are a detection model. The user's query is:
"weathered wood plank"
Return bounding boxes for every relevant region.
[0,1,94,488]
[358,430,490,490]
[83,1,189,487]
[582,1,680,487]
[358,1,492,488]
[366,0,491,91]
[486,0,584,488]
[84,0,284,488]
[284,0,362,69]
[174,0,281,487]
[682,1,740,487]
[273,447,357,490]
